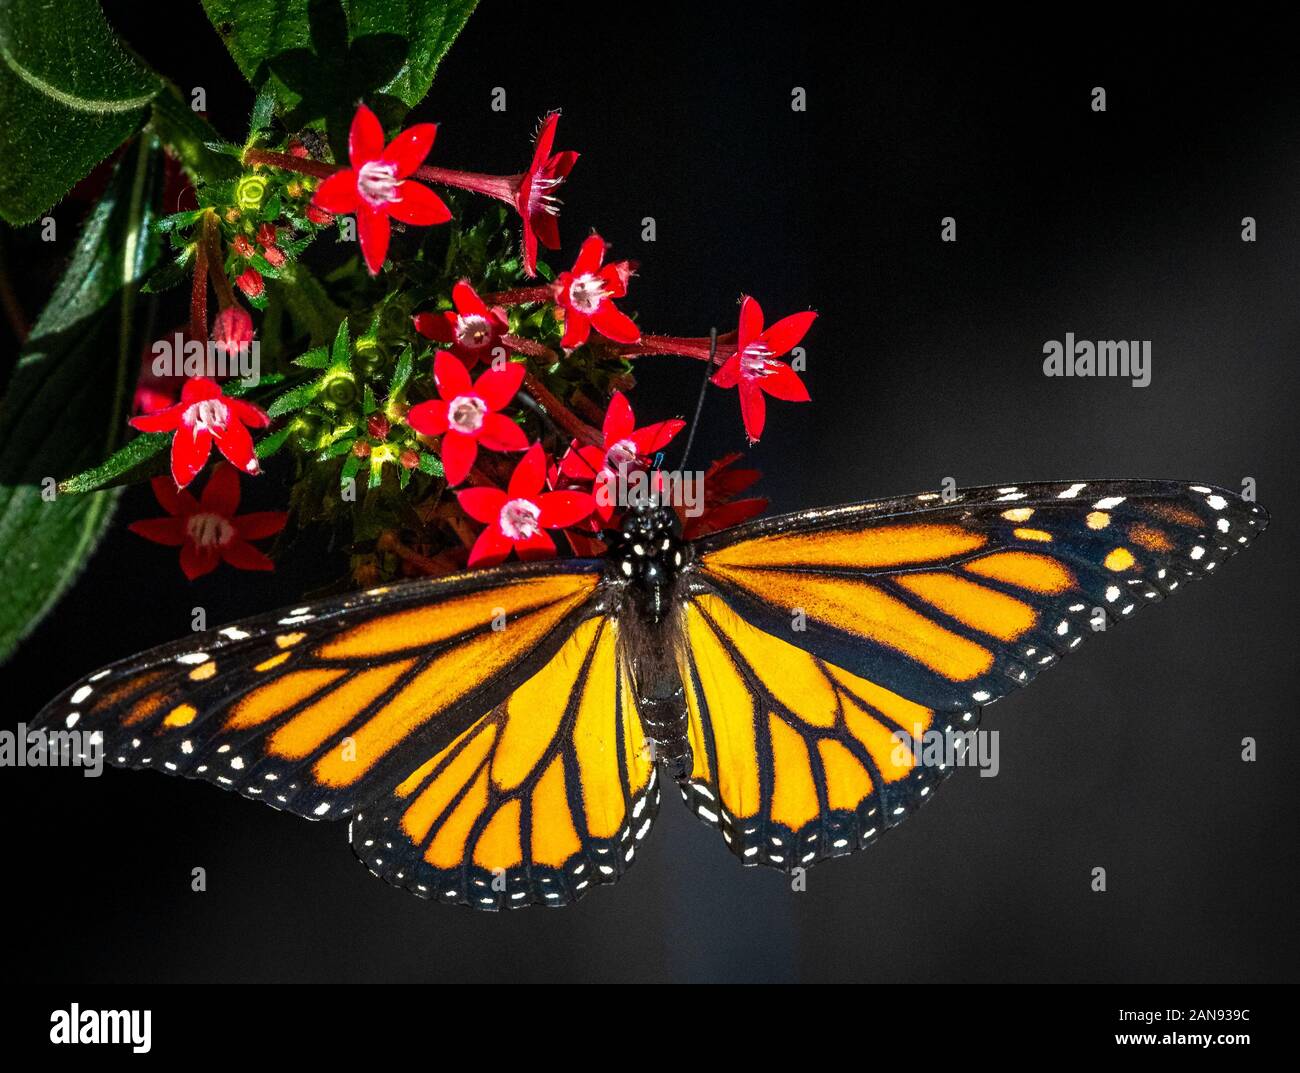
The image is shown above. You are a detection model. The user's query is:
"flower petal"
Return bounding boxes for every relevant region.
[756,361,810,401]
[508,443,547,497]
[532,211,561,252]
[757,311,817,358]
[559,444,603,482]
[233,511,288,540]
[179,541,220,580]
[312,170,361,214]
[413,311,456,342]
[357,208,391,275]
[229,398,270,429]
[388,181,451,226]
[514,529,557,562]
[181,377,221,404]
[440,430,478,486]
[349,104,385,166]
[406,399,449,436]
[738,380,766,443]
[710,353,742,389]
[560,310,591,349]
[590,303,641,344]
[530,112,560,171]
[149,475,198,517]
[214,416,261,476]
[521,217,540,277]
[382,123,437,177]
[130,403,183,433]
[199,462,241,516]
[631,418,686,455]
[221,539,275,572]
[127,516,188,546]
[737,295,764,349]
[478,412,529,452]
[603,391,635,441]
[171,427,213,488]
[467,525,513,568]
[457,486,506,524]
[473,361,525,411]
[452,280,488,317]
[573,233,606,275]
[537,491,595,529]
[433,350,472,398]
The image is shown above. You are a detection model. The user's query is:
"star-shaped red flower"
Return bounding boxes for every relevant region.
[517,112,578,277]
[457,444,595,567]
[129,376,270,489]
[412,281,509,368]
[128,464,286,580]
[553,234,639,348]
[312,105,451,275]
[406,352,529,486]
[559,391,684,520]
[711,295,816,442]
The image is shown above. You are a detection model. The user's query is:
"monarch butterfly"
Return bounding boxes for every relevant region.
[32,478,1265,909]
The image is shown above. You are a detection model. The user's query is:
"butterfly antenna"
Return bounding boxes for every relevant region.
[676,327,716,474]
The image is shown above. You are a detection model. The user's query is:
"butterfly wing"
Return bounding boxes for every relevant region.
[675,479,1267,868]
[350,615,659,908]
[33,561,607,822]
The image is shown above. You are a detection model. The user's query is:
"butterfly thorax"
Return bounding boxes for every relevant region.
[603,505,690,625]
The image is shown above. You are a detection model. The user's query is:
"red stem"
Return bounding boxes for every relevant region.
[201,213,236,311]
[483,285,552,306]
[522,371,600,445]
[190,228,209,344]
[243,148,340,181]
[413,165,519,204]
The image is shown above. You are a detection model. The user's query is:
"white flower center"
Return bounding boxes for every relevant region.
[456,314,493,349]
[739,343,775,378]
[185,398,229,433]
[603,438,640,474]
[498,498,541,540]
[356,160,400,207]
[448,394,487,433]
[186,512,235,548]
[567,273,607,315]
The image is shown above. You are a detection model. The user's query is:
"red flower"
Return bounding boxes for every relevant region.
[236,267,263,298]
[553,235,639,348]
[414,112,577,277]
[128,464,287,580]
[515,112,578,277]
[457,444,595,567]
[680,453,768,539]
[711,296,815,442]
[212,306,254,356]
[412,281,509,368]
[559,391,684,520]
[312,104,451,275]
[406,352,528,485]
[129,377,270,488]
[306,204,334,225]
[232,234,255,258]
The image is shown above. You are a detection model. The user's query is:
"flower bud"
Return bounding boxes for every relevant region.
[212,306,254,355]
[256,223,277,247]
[232,234,255,258]
[236,268,264,298]
[367,413,391,440]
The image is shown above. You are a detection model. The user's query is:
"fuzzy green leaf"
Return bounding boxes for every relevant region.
[0,0,163,223]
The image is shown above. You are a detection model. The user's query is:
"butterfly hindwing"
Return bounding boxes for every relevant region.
[33,563,606,821]
[349,615,660,908]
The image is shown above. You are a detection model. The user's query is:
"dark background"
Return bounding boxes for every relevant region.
[1,2,1296,983]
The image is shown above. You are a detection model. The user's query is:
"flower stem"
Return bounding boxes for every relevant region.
[484,285,552,306]
[243,148,340,181]
[190,227,209,344]
[615,335,735,363]
[201,212,236,311]
[412,165,518,204]
[521,370,600,445]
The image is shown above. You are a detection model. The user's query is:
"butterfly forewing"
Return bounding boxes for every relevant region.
[34,562,606,821]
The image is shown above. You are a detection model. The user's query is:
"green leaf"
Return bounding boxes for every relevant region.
[200,0,478,135]
[388,345,413,397]
[266,377,323,417]
[56,431,169,494]
[293,345,331,369]
[147,88,242,185]
[0,0,162,223]
[330,316,350,365]
[0,138,163,662]
[255,421,295,459]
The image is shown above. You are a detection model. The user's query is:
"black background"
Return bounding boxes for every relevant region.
[1,1,1296,984]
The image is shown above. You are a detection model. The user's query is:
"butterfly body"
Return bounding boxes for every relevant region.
[34,479,1267,908]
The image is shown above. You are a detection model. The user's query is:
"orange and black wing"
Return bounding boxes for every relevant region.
[349,615,658,908]
[32,562,607,822]
[675,479,1267,869]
